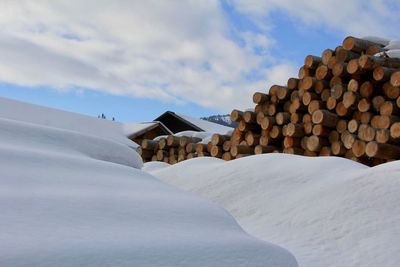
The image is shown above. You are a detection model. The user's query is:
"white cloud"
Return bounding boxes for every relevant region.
[0,1,398,113]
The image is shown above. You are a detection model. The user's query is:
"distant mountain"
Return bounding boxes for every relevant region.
[200,114,237,128]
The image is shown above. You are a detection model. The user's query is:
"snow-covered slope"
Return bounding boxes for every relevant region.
[0,97,297,267]
[147,155,400,267]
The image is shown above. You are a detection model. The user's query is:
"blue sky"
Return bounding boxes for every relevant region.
[0,1,399,122]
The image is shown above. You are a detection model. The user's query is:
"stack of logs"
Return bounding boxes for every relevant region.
[137,134,232,164]
[138,36,400,166]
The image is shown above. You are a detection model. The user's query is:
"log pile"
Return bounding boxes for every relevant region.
[137,134,231,164]
[230,36,400,166]
[138,36,400,166]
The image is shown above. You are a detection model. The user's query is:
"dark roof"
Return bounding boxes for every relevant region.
[154,111,204,133]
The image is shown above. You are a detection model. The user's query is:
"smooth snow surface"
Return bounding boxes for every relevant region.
[0,97,297,267]
[177,113,233,134]
[148,154,400,267]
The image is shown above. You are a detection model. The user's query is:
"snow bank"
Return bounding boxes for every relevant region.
[0,96,136,147]
[148,154,400,267]
[0,97,297,267]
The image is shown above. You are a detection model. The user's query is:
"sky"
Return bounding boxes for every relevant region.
[0,0,399,122]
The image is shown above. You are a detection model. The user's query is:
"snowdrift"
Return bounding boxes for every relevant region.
[147,154,400,267]
[0,97,297,267]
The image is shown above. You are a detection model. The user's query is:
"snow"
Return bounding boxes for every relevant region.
[123,121,173,138]
[0,97,135,148]
[0,97,297,267]
[147,154,400,267]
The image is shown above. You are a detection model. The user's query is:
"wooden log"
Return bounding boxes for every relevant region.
[269,125,283,139]
[371,115,400,129]
[260,116,275,130]
[383,83,400,100]
[243,111,258,123]
[276,86,292,100]
[359,55,400,70]
[380,101,399,116]
[357,98,371,113]
[342,36,383,53]
[375,128,400,144]
[166,135,180,147]
[195,143,208,153]
[300,76,320,91]
[360,112,373,124]
[336,102,353,117]
[178,154,186,162]
[331,141,346,156]
[330,84,345,100]
[267,104,277,116]
[336,119,348,133]
[312,109,339,128]
[222,152,232,161]
[347,119,359,133]
[186,153,196,159]
[322,48,334,65]
[373,66,398,82]
[158,138,168,150]
[254,145,277,154]
[210,145,223,158]
[315,65,332,80]
[346,59,360,74]
[137,147,154,159]
[372,96,385,112]
[151,155,158,161]
[330,76,344,88]
[347,79,359,92]
[341,130,356,149]
[197,151,210,157]
[327,56,337,69]
[238,120,259,132]
[286,123,304,137]
[275,112,291,125]
[304,55,322,69]
[222,140,232,152]
[298,66,314,79]
[312,124,330,137]
[335,46,359,63]
[398,96,400,109]
[308,100,325,114]
[156,150,168,161]
[283,136,301,148]
[343,91,358,108]
[326,97,337,110]
[211,134,230,146]
[302,92,319,106]
[360,81,375,98]
[303,122,313,135]
[352,139,366,157]
[366,141,400,159]
[231,109,244,122]
[230,145,253,157]
[253,92,270,104]
[358,124,376,142]
[259,135,269,146]
[141,139,159,150]
[332,62,351,77]
[321,89,331,102]
[303,149,317,157]
[290,113,302,124]
[245,131,260,146]
[287,77,300,89]
[390,122,400,139]
[315,80,329,94]
[185,143,197,153]
[390,71,400,87]
[302,113,312,123]
[319,146,332,156]
[283,147,304,155]
[179,136,202,147]
[329,130,340,143]
[306,135,329,152]
[235,154,251,159]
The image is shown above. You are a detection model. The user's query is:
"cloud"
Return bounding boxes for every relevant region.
[0,1,398,113]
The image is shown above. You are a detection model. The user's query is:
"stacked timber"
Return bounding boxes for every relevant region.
[137,134,231,164]
[229,36,400,166]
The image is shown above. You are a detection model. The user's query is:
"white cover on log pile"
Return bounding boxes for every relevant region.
[384,40,400,50]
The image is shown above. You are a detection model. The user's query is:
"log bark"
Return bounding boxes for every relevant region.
[342,36,383,53]
[366,141,400,159]
[312,109,339,128]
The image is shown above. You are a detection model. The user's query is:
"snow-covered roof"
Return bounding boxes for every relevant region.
[123,121,172,138]
[176,113,233,134]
